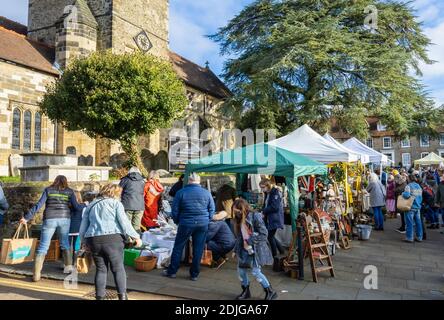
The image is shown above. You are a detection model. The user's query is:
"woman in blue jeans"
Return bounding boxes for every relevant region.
[402,172,424,243]
[366,173,386,231]
[80,184,141,300]
[20,175,85,282]
[232,199,277,300]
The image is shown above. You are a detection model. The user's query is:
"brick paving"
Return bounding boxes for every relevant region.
[1,218,443,300]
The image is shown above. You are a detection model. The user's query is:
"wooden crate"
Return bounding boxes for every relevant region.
[36,240,60,262]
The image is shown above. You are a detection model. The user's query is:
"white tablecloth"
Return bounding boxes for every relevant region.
[142,231,176,250]
[141,231,177,268]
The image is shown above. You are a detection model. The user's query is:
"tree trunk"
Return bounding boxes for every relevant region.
[119,136,148,177]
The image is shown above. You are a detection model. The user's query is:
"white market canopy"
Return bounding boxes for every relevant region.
[267,124,362,164]
[414,152,444,166]
[342,137,389,165]
[323,133,370,164]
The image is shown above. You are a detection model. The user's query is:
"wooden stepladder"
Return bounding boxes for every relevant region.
[303,210,335,283]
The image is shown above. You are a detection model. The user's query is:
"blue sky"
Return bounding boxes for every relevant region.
[1,0,443,105]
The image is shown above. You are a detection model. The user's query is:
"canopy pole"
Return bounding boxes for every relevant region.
[285,176,300,232]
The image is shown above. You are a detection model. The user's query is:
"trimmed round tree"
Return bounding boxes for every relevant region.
[40,51,188,175]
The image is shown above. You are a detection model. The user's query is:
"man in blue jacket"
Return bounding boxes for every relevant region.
[164,173,215,281]
[206,211,236,269]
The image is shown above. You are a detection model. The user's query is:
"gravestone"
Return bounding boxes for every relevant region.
[109,153,128,169]
[9,154,23,177]
[154,151,169,170]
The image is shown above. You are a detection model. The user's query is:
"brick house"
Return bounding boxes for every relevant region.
[330,117,444,169]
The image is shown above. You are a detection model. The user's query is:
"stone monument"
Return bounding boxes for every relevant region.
[19,153,112,182]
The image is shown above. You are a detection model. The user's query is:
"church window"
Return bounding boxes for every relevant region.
[34,112,42,151]
[12,108,21,150]
[66,146,77,155]
[23,110,32,151]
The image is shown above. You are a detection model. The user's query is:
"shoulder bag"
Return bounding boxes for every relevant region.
[397,195,414,212]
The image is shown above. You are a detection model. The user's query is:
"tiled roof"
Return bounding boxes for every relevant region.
[168,51,231,100]
[0,17,231,100]
[0,16,27,35]
[0,26,58,75]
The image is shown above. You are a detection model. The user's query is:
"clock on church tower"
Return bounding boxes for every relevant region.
[134,30,153,53]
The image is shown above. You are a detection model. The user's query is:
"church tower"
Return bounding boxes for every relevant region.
[28,0,170,58]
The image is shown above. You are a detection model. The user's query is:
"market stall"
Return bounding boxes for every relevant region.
[266,125,367,248]
[342,137,389,166]
[185,142,327,231]
[414,152,444,166]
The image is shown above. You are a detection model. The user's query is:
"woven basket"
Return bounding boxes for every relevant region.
[134,256,157,272]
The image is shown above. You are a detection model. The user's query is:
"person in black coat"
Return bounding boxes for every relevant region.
[169,174,184,198]
[119,167,145,233]
[260,179,285,258]
[206,211,236,268]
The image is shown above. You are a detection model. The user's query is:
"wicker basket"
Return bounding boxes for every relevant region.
[134,256,157,272]
[36,240,60,262]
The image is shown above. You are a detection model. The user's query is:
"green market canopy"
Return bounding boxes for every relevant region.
[185,143,327,230]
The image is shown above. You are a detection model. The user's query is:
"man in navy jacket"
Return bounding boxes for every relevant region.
[164,173,215,281]
[206,211,235,268]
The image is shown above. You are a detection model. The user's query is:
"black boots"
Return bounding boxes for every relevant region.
[118,293,128,300]
[236,285,251,300]
[264,286,278,300]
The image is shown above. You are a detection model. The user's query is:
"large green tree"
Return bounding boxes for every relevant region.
[40,51,188,174]
[212,0,442,139]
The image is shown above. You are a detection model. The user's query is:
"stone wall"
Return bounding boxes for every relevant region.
[0,61,56,176]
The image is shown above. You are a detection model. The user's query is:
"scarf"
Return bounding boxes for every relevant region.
[241,221,253,250]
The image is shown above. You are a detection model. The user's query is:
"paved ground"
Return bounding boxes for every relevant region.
[0,272,179,300]
[1,218,443,300]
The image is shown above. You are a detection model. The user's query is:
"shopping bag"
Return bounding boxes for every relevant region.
[0,224,37,265]
[397,195,414,212]
[188,244,213,266]
[76,250,93,274]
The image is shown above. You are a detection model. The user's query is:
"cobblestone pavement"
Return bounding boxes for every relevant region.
[1,218,443,300]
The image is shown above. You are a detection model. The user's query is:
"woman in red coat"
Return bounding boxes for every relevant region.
[142,171,164,230]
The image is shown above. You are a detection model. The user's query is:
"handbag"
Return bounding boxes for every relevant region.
[76,250,93,274]
[188,244,213,266]
[397,195,414,212]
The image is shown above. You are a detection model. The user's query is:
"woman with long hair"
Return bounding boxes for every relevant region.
[20,175,85,281]
[232,198,277,300]
[79,184,141,300]
[142,170,164,230]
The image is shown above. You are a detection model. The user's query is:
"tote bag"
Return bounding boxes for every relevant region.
[397,195,415,212]
[0,224,37,265]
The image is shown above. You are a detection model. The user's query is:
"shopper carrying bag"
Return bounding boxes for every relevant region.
[0,224,37,265]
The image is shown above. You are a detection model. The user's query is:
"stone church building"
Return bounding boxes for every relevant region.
[0,0,232,176]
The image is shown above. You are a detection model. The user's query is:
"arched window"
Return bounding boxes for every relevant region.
[23,110,32,151]
[34,112,42,151]
[12,108,21,149]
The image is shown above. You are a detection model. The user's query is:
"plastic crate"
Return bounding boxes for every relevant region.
[123,249,140,267]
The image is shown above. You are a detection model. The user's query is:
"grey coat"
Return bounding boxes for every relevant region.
[367,181,386,208]
[0,185,9,216]
[234,212,273,268]
[435,183,444,208]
